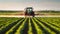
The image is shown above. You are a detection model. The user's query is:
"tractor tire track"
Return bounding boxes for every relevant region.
[20,18,29,34]
[30,18,37,34]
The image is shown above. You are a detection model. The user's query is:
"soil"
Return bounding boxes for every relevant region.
[0,14,60,17]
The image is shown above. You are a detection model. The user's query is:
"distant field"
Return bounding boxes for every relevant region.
[0,10,60,17]
[0,17,60,34]
[0,11,24,15]
[0,10,60,15]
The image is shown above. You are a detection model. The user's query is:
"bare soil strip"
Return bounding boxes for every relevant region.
[0,15,60,17]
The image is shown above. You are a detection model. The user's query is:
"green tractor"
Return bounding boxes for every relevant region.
[25,7,35,17]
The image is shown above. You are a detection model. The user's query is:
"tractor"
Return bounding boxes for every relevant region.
[25,7,35,17]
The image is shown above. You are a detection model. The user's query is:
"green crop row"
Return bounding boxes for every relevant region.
[0,17,60,34]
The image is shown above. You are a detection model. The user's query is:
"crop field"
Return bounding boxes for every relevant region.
[0,17,60,34]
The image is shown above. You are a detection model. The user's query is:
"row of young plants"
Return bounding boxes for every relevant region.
[0,17,23,34]
[0,17,60,34]
[33,17,55,34]
[15,17,60,34]
[0,17,19,30]
[38,17,60,27]
[35,17,60,34]
[38,17,60,31]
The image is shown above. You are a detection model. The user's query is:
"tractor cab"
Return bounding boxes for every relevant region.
[25,7,35,17]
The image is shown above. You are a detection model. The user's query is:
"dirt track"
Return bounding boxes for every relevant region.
[0,15,60,17]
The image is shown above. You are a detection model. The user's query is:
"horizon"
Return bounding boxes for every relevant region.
[0,9,60,11]
[0,0,60,11]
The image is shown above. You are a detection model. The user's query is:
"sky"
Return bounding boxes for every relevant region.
[0,0,60,10]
